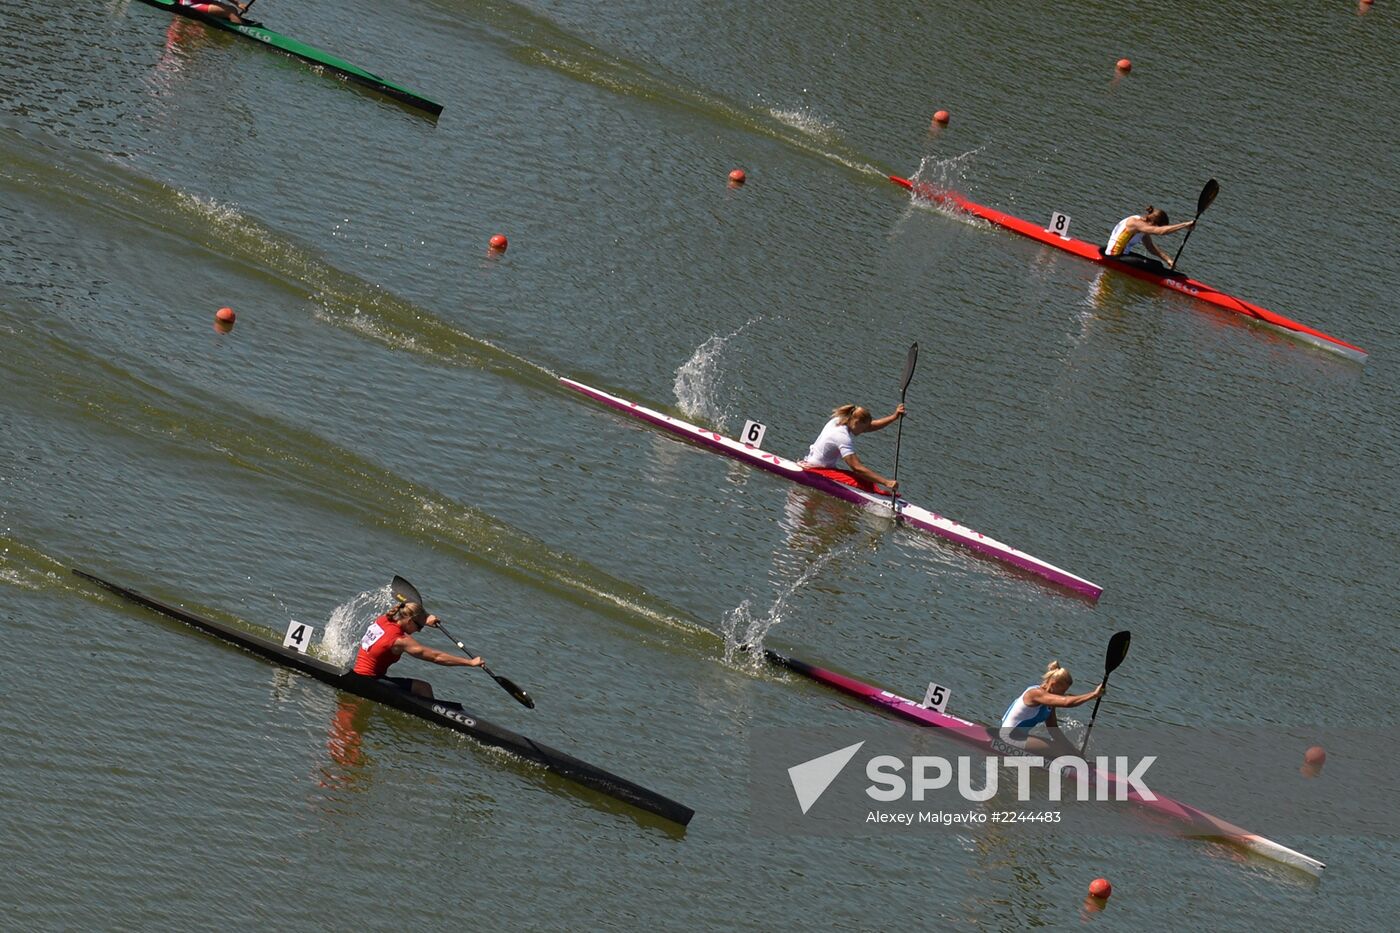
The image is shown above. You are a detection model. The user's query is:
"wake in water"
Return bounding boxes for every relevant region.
[719,540,858,669]
[672,318,761,430]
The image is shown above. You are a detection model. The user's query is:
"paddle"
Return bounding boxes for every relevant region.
[889,342,919,516]
[1077,630,1131,756]
[391,575,535,709]
[1170,179,1219,270]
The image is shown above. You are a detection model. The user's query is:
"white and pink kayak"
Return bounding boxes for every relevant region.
[561,378,1103,601]
[767,648,1325,875]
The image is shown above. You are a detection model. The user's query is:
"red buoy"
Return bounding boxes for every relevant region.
[1305,745,1326,766]
[932,109,950,126]
[1088,878,1112,899]
[728,168,746,185]
[489,234,508,251]
[215,306,236,324]
[1116,58,1133,73]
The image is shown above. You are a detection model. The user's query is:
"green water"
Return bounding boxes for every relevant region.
[2,0,1396,928]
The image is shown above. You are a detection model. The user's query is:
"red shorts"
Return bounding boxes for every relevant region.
[802,467,888,495]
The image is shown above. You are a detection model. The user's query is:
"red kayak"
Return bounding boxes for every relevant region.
[890,176,1367,365]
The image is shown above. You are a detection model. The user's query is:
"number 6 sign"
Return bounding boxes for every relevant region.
[740,419,767,448]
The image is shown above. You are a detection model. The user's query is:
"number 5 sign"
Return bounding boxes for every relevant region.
[921,681,951,713]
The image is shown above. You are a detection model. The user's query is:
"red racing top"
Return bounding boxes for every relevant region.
[353,615,406,676]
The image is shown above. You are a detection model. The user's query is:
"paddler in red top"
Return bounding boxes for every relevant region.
[352,601,484,699]
[176,0,253,24]
[798,403,906,494]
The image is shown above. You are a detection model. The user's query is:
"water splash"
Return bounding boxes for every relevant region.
[720,541,855,668]
[672,318,761,429]
[768,106,839,143]
[319,584,393,668]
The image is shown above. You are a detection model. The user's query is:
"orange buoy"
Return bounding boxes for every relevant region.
[1088,878,1112,899]
[215,306,236,324]
[1305,745,1326,766]
[1116,58,1133,73]
[489,234,508,251]
[932,109,950,126]
[728,168,746,185]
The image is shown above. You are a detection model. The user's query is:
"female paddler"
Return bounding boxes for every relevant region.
[997,659,1104,757]
[352,601,483,699]
[798,403,906,493]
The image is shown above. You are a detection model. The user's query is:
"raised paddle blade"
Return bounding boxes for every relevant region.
[1104,630,1132,674]
[391,575,423,606]
[1197,178,1220,214]
[898,342,919,394]
[1172,180,1219,268]
[890,342,920,514]
[1079,630,1132,755]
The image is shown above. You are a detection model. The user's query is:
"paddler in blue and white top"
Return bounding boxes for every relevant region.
[1103,206,1195,271]
[998,659,1104,757]
[798,403,906,494]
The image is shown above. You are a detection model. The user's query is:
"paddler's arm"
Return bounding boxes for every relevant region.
[1138,221,1194,267]
[397,636,484,668]
[841,452,897,493]
[867,403,907,431]
[1025,683,1105,709]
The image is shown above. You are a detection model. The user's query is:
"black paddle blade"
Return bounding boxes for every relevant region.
[391,575,424,606]
[1104,630,1132,674]
[489,669,536,709]
[899,342,919,394]
[1197,179,1220,214]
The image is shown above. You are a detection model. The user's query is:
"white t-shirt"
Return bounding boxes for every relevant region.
[803,418,857,468]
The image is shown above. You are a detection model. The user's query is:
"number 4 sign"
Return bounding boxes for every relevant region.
[740,419,767,448]
[921,681,950,713]
[282,621,314,654]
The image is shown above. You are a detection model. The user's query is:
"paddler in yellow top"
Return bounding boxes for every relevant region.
[1103,206,1195,270]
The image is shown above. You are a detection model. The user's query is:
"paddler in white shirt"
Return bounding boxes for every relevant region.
[798,403,906,494]
[998,659,1104,757]
[1103,206,1195,270]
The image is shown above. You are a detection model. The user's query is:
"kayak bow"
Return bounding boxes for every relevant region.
[890,176,1366,364]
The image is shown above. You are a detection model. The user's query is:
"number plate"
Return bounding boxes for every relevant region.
[740,419,767,448]
[1046,211,1071,239]
[282,621,314,654]
[921,681,950,713]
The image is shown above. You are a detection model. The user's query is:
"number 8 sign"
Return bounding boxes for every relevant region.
[740,420,767,448]
[1046,211,1071,240]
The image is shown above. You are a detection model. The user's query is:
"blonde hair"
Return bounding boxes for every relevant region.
[388,601,426,625]
[831,404,871,427]
[1041,660,1072,688]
